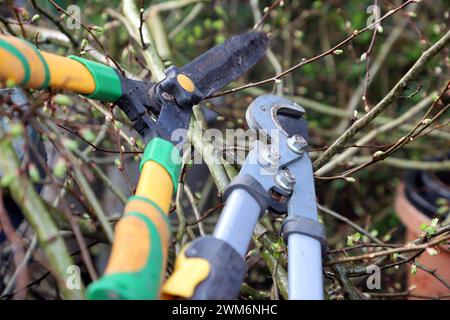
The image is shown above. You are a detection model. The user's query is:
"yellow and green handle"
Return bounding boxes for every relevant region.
[0,35,122,102]
[0,35,184,300]
[87,137,181,300]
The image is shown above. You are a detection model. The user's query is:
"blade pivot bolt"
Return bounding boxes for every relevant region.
[287,134,307,155]
[258,146,280,168]
[161,92,173,101]
[275,169,296,192]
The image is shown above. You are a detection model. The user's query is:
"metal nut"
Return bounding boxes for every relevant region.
[275,169,296,192]
[287,134,307,154]
[258,146,280,168]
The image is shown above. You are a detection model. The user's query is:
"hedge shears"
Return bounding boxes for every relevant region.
[0,31,269,299]
[163,95,326,300]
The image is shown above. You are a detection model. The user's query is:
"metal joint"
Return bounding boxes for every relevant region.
[287,134,308,155]
[224,174,271,216]
[275,169,296,192]
[281,215,327,255]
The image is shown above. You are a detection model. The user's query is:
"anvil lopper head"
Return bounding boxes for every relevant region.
[115,32,269,144]
[244,95,310,213]
[245,94,309,160]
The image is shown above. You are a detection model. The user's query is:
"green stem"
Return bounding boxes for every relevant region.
[313,30,450,170]
[189,115,230,196]
[259,246,288,299]
[122,0,165,81]
[71,164,114,243]
[244,87,450,141]
[240,283,271,300]
[0,139,84,299]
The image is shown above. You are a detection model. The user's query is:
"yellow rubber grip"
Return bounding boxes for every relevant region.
[87,161,174,300]
[135,161,174,213]
[0,35,95,94]
[41,52,96,94]
[105,161,173,273]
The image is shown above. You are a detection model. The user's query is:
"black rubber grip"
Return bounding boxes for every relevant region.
[186,236,247,300]
[223,174,270,216]
[281,215,327,255]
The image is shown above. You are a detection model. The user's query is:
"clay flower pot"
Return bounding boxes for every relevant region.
[395,160,449,299]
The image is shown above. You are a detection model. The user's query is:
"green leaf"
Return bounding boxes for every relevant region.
[430,218,439,228]
[212,20,224,31]
[92,25,104,33]
[193,25,203,38]
[427,226,436,235]
[347,235,353,246]
[6,79,16,88]
[63,138,79,151]
[54,94,73,106]
[312,1,323,9]
[372,151,384,158]
[114,121,123,129]
[53,159,67,179]
[31,14,40,22]
[80,129,96,143]
[419,218,440,236]
[0,173,15,187]
[411,263,417,275]
[9,122,24,138]
[347,232,362,246]
[203,19,212,29]
[352,232,362,241]
[437,205,449,216]
[215,34,226,45]
[28,164,40,183]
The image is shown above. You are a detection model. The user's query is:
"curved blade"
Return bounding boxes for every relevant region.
[179,31,269,98]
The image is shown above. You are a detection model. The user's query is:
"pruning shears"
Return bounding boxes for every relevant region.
[163,95,326,300]
[0,32,269,299]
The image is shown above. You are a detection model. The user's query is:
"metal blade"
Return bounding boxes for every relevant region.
[179,31,269,98]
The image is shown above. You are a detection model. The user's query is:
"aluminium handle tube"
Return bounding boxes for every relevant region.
[286,155,324,300]
[213,188,262,258]
[288,235,323,299]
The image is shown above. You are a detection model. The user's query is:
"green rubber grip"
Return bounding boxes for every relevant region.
[140,137,182,193]
[20,38,50,89]
[87,196,171,300]
[68,55,122,102]
[0,38,31,86]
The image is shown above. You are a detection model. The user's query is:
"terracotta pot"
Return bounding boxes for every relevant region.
[395,183,449,298]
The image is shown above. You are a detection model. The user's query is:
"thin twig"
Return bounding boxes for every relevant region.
[316,94,435,175]
[313,31,450,171]
[48,0,125,75]
[0,191,28,299]
[0,138,84,299]
[211,0,417,98]
[30,0,78,47]
[138,0,148,49]
[253,0,283,30]
[325,233,449,266]
[183,184,206,236]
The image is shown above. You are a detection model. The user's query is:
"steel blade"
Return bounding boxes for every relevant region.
[179,31,269,98]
